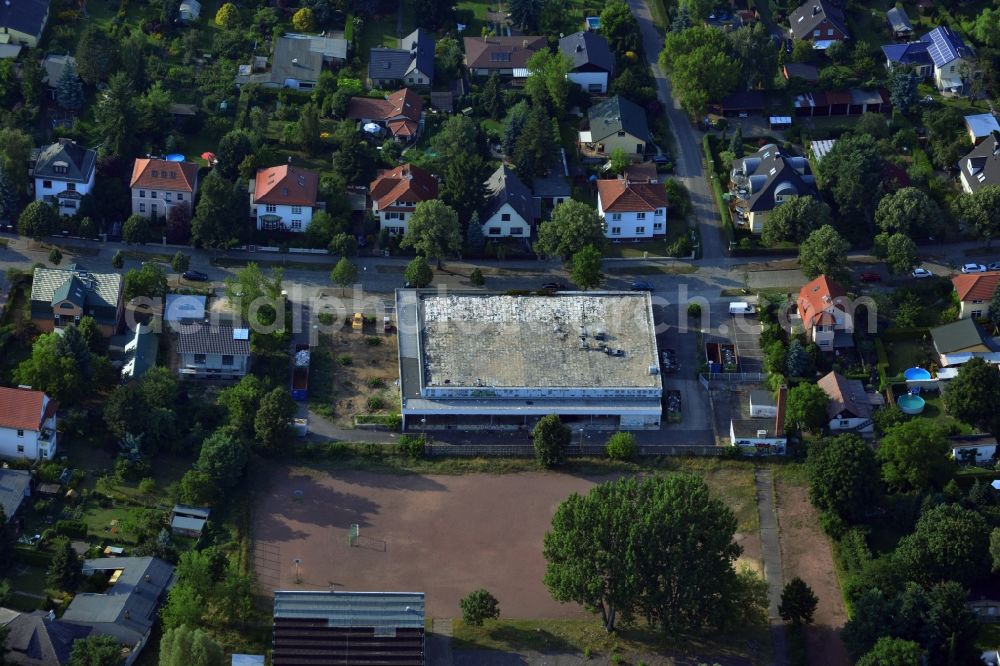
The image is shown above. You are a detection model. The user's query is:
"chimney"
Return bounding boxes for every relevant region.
[523,39,528,48]
[576,44,583,52]
[775,386,788,434]
[47,610,55,622]
[812,4,819,14]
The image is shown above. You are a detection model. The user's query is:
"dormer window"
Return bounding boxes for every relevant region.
[152,170,158,177]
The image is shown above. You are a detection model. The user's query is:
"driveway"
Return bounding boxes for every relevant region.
[627,0,727,260]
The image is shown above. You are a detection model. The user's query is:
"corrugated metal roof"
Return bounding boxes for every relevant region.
[273,591,425,628]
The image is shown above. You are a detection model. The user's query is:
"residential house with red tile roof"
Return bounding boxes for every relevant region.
[796,275,853,350]
[347,89,423,142]
[0,386,57,461]
[463,35,546,78]
[369,163,438,236]
[250,165,320,232]
[817,371,876,435]
[596,177,667,240]
[952,272,1000,319]
[129,158,199,220]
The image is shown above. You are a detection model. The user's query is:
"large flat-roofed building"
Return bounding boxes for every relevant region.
[396,290,662,431]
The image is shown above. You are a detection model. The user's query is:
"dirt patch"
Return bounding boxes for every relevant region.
[774,479,849,666]
[253,467,763,621]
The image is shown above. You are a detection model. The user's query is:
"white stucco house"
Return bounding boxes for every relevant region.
[176,325,251,380]
[481,166,538,238]
[596,177,667,240]
[0,386,57,461]
[32,139,96,217]
[817,371,875,435]
[250,165,320,232]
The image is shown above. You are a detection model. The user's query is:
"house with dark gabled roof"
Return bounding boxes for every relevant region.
[886,7,913,39]
[0,608,92,666]
[463,35,546,78]
[369,163,438,236]
[559,31,614,93]
[30,264,123,336]
[32,139,96,217]
[0,0,49,47]
[817,371,875,435]
[730,144,817,234]
[176,324,251,380]
[882,27,974,94]
[61,557,174,665]
[482,165,538,238]
[788,0,848,46]
[580,95,650,158]
[931,318,993,357]
[368,28,434,89]
[960,134,1000,194]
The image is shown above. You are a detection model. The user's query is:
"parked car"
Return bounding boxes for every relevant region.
[661,349,679,373]
[961,263,987,274]
[988,262,1000,272]
[859,272,882,282]
[629,281,654,292]
[0,221,15,233]
[182,270,210,282]
[911,267,933,279]
[541,282,567,291]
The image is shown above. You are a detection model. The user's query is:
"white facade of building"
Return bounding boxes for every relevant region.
[567,71,608,94]
[597,201,666,240]
[35,170,94,217]
[482,203,531,238]
[828,416,875,434]
[253,203,315,232]
[0,403,57,461]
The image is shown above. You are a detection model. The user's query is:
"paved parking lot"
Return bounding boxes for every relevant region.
[651,302,713,445]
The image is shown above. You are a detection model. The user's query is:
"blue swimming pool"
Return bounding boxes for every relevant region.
[904,367,931,380]
[898,393,926,415]
[586,16,600,29]
[165,154,185,162]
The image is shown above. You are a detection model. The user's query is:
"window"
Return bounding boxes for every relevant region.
[510,227,523,235]
[139,203,146,213]
[839,419,850,427]
[655,208,664,216]
[635,226,645,234]
[165,193,172,202]
[194,354,206,365]
[973,299,984,304]
[827,28,834,36]
[66,183,76,192]
[407,78,414,84]
[489,227,501,235]
[972,310,983,318]
[611,213,621,221]
[501,213,511,221]
[16,430,23,438]
[617,131,625,136]
[291,220,302,230]
[177,193,184,201]
[151,191,157,198]
[151,204,158,215]
[151,170,158,177]
[139,190,146,198]
[636,212,646,220]
[42,180,52,188]
[265,204,277,213]
[653,222,663,230]
[291,206,302,214]
[610,227,621,235]
[222,355,234,366]
[813,29,820,36]
[16,445,24,453]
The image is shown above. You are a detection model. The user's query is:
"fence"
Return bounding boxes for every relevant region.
[700,372,767,385]
[424,444,727,457]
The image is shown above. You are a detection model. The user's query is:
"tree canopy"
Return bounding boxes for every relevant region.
[954,185,1000,246]
[544,474,763,633]
[798,225,850,281]
[404,256,433,288]
[761,196,830,247]
[535,201,605,259]
[875,187,944,238]
[401,200,462,268]
[943,356,1000,433]
[159,625,225,666]
[876,420,955,493]
[459,589,501,626]
[785,383,828,432]
[816,133,885,225]
[532,414,570,468]
[660,26,738,116]
[893,503,990,587]
[807,435,881,523]
[570,245,603,290]
[68,636,123,666]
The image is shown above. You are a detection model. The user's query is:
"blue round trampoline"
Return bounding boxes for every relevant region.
[165,154,185,162]
[904,367,931,380]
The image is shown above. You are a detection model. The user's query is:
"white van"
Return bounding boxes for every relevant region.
[729,302,755,315]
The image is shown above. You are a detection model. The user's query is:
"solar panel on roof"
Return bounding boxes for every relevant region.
[233,328,249,340]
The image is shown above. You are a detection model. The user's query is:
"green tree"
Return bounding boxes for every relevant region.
[215,2,240,28]
[68,636,124,666]
[161,581,206,629]
[943,356,1000,433]
[726,23,778,90]
[430,115,484,167]
[440,152,488,224]
[435,37,463,80]
[778,577,817,625]
[570,245,602,290]
[465,212,485,254]
[297,102,322,154]
[77,316,106,356]
[508,0,541,29]
[816,134,885,225]
[972,7,1000,47]
[137,81,172,143]
[330,257,358,291]
[524,50,571,114]
[215,130,254,181]
[887,68,918,115]
[123,213,151,245]
[544,475,760,632]
[111,250,124,269]
[254,388,297,454]
[856,637,924,666]
[94,72,137,157]
[761,196,830,246]
[469,267,485,286]
[178,469,215,506]
[197,430,249,488]
[875,187,944,237]
[532,414,570,468]
[535,200,605,259]
[606,148,631,175]
[48,537,82,590]
[159,625,225,666]
[600,1,642,55]
[501,101,529,157]
[17,200,59,239]
[877,420,954,493]
[56,60,84,111]
[893,503,990,587]
[604,431,636,460]
[401,200,462,268]
[990,527,1000,572]
[0,128,31,198]
[191,170,249,248]
[14,332,85,403]
[48,248,62,266]
[785,383,827,432]
[480,72,504,120]
[218,375,267,434]
[954,185,1000,246]
[512,107,557,179]
[332,125,377,184]
[75,25,116,84]
[292,7,316,31]
[171,252,190,273]
[807,435,881,523]
[660,26,739,116]
[404,256,433,288]
[0,167,17,222]
[729,127,744,159]
[798,225,850,281]
[124,264,168,299]
[785,339,813,377]
[223,263,284,325]
[459,589,500,626]
[884,233,917,274]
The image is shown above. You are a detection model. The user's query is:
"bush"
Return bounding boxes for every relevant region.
[667,234,693,258]
[460,588,500,626]
[605,432,637,461]
[337,354,352,366]
[687,303,702,318]
[364,336,382,346]
[819,510,848,539]
[55,520,88,538]
[396,434,425,458]
[367,395,385,411]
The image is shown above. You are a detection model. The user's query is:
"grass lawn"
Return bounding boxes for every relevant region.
[978,622,1000,653]
[357,4,410,55]
[452,618,770,664]
[884,339,933,377]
